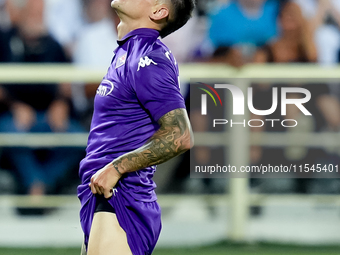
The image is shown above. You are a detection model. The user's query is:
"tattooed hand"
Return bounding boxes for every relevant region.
[89,162,122,199]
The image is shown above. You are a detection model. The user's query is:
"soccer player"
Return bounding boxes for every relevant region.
[77,0,195,254]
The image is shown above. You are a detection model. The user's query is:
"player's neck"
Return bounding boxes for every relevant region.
[117,21,132,40]
[117,19,159,40]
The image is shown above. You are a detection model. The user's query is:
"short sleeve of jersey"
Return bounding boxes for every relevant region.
[131,52,186,122]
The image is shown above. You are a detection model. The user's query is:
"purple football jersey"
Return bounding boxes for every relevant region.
[78,28,186,202]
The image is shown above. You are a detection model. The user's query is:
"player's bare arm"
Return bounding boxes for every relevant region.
[89,108,193,198]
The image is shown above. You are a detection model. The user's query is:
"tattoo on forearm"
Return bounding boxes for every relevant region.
[113,108,192,174]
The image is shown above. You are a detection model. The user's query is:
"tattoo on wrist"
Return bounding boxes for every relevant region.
[112,163,122,176]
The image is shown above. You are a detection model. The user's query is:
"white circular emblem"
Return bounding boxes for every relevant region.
[97,79,115,97]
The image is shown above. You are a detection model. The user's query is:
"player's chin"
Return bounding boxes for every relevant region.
[111,0,123,8]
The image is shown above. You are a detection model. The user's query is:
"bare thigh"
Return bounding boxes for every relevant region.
[87,212,132,255]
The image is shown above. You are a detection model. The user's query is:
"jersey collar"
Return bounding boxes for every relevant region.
[117,28,160,46]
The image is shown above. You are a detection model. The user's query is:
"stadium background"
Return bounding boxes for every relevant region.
[1,0,340,254]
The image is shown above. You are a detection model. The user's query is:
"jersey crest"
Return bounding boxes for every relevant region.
[116,53,127,69]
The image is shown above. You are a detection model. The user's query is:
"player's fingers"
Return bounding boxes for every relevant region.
[90,175,96,186]
[93,184,103,195]
[89,183,97,194]
[98,185,105,195]
[104,188,113,199]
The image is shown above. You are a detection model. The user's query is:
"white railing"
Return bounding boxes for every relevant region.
[1,63,340,242]
[1,63,340,83]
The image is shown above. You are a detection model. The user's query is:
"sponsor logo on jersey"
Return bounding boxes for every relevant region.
[137,56,157,71]
[116,53,127,69]
[96,79,115,97]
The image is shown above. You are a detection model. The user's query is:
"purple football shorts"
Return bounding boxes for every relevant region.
[78,184,162,255]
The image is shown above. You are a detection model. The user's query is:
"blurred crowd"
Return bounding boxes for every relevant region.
[0,0,340,198]
[0,0,118,197]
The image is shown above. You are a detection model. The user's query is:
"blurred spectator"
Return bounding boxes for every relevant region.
[208,0,279,67]
[254,1,317,63]
[0,0,84,196]
[73,0,118,68]
[44,0,84,58]
[196,0,230,16]
[0,0,10,29]
[294,0,340,65]
[0,1,11,118]
[72,0,119,126]
[0,0,11,62]
[0,30,11,63]
[254,1,340,131]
